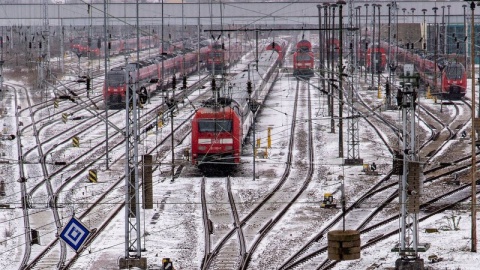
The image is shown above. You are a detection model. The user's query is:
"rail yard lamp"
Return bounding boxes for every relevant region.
[447,5,451,54]
[337,0,346,159]
[356,6,362,75]
[441,6,446,55]
[377,4,382,92]
[433,7,438,94]
[368,4,376,90]
[364,3,369,80]
[463,4,468,75]
[466,0,477,253]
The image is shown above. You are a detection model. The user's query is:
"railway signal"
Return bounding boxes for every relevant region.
[139,87,148,105]
[182,74,187,89]
[172,75,176,89]
[86,77,91,91]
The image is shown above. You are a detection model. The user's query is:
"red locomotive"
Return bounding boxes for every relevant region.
[293,39,314,77]
[440,62,467,99]
[102,45,209,108]
[191,41,287,167]
[382,41,467,99]
[206,39,242,74]
[365,44,387,73]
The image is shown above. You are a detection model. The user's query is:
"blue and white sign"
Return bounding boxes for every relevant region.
[60,216,90,252]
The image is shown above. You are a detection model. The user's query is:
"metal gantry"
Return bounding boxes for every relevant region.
[386,2,399,109]
[396,70,426,267]
[121,2,144,267]
[346,0,362,164]
[124,60,142,261]
[399,83,419,258]
[40,0,50,88]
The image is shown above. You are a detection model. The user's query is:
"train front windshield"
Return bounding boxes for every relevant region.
[296,54,312,61]
[107,73,126,87]
[445,64,465,80]
[198,120,232,133]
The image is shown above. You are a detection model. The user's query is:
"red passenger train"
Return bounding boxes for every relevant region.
[293,39,314,77]
[191,41,287,167]
[70,35,156,58]
[206,39,242,74]
[365,44,387,73]
[382,41,467,99]
[440,62,467,99]
[103,45,209,108]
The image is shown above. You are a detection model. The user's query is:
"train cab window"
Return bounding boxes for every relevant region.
[445,64,464,80]
[107,73,126,86]
[296,54,312,61]
[198,120,232,133]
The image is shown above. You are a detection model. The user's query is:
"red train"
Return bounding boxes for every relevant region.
[440,62,467,99]
[382,41,467,99]
[160,40,184,55]
[206,39,242,74]
[70,35,156,58]
[266,40,287,66]
[191,41,287,167]
[103,45,209,108]
[357,38,371,67]
[365,44,387,73]
[293,39,314,77]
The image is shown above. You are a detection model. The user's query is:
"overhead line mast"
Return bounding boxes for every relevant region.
[345,0,362,165]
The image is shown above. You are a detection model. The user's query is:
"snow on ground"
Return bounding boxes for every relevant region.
[2,56,480,270]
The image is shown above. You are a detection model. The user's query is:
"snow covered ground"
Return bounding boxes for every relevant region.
[1,54,480,270]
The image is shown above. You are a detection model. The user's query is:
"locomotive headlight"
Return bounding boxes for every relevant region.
[225,146,233,151]
[198,146,207,151]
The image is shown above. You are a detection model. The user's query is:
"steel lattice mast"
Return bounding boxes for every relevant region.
[120,2,145,268]
[346,0,361,164]
[40,0,50,87]
[396,72,425,267]
[386,1,398,109]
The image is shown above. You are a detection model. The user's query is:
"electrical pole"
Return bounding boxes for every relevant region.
[396,69,425,269]
[468,0,477,253]
[104,0,109,171]
[377,4,382,91]
[119,1,146,268]
[338,0,345,159]
[345,0,362,165]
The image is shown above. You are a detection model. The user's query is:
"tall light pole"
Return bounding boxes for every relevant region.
[463,4,468,76]
[370,4,376,89]
[422,9,427,53]
[467,0,477,253]
[433,7,438,94]
[447,5,451,54]
[356,6,362,73]
[364,3,369,80]
[441,6,446,55]
[338,0,345,159]
[317,5,324,94]
[402,8,406,63]
[377,4,381,91]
